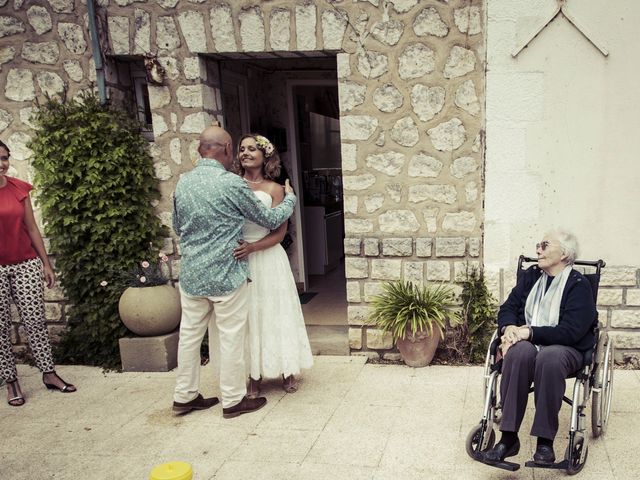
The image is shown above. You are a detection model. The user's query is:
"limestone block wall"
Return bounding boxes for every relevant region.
[1,0,485,358]
[332,0,485,358]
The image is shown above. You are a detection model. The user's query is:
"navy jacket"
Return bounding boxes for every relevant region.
[497,266,597,352]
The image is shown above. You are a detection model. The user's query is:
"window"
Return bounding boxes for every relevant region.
[133,74,153,137]
[109,57,154,141]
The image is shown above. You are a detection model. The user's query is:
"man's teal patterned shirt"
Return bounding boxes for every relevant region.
[173,159,296,296]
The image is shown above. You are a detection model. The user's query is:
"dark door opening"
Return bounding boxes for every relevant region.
[212,55,347,330]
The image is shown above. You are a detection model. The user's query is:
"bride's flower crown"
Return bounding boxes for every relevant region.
[254,135,275,158]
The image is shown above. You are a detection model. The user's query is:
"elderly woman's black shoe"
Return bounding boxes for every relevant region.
[533,444,555,465]
[483,439,520,464]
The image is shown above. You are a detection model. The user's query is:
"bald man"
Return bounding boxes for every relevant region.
[172,125,296,418]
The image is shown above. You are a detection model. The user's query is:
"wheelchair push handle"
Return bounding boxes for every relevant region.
[518,255,605,273]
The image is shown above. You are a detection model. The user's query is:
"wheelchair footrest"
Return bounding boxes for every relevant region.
[524,460,569,470]
[477,457,520,472]
[487,460,520,471]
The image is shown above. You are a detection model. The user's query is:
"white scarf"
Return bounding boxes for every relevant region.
[525,265,573,328]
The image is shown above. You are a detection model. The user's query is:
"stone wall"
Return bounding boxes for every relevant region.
[1,0,485,358]
[597,267,640,365]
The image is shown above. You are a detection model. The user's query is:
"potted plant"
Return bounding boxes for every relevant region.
[368,280,460,367]
[115,253,181,336]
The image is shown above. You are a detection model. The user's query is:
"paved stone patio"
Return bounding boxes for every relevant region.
[1,357,638,479]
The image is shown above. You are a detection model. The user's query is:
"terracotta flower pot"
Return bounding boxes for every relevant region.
[118,284,181,336]
[396,329,441,367]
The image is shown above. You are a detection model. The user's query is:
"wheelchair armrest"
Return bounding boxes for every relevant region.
[582,348,594,369]
[490,330,502,356]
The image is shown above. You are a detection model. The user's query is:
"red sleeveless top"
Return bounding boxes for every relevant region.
[0,176,38,265]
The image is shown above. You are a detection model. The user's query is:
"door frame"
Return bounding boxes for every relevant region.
[286,79,339,291]
[221,70,250,138]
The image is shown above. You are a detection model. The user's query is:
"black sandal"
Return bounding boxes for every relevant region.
[42,371,76,393]
[7,379,25,407]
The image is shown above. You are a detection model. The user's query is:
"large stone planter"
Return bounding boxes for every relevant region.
[396,329,441,367]
[118,284,181,336]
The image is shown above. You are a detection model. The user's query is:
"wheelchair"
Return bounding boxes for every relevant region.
[465,256,615,475]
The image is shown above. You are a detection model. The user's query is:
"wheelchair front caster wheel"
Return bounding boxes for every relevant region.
[465,424,496,459]
[565,436,588,475]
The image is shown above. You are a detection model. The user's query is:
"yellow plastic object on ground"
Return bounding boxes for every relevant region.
[149,461,193,480]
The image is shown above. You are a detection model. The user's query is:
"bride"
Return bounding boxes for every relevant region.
[232,133,313,396]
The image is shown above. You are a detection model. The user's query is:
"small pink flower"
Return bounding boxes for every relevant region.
[100,280,108,287]
[139,276,147,283]
[161,255,169,263]
[141,261,150,268]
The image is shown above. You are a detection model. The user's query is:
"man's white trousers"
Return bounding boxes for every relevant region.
[173,282,248,409]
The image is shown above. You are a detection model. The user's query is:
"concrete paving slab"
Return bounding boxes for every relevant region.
[0,360,638,479]
[326,403,401,433]
[230,428,321,464]
[342,376,412,407]
[379,430,459,472]
[212,460,300,480]
[297,462,375,480]
[305,426,389,468]
[411,363,474,385]
[257,400,338,432]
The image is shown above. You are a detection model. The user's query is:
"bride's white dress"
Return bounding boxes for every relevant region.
[243,190,313,379]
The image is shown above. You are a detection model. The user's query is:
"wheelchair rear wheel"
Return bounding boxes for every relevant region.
[465,424,495,459]
[565,436,588,475]
[592,337,614,438]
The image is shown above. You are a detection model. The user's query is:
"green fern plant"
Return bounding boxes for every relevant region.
[368,280,461,341]
[28,92,166,368]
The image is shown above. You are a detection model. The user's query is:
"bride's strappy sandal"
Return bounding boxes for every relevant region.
[7,379,25,407]
[282,375,298,393]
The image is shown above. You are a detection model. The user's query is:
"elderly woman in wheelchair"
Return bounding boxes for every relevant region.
[465,228,617,474]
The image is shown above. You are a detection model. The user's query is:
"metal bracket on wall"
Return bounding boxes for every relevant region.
[512,0,609,57]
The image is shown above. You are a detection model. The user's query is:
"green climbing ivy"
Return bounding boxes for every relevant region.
[28,93,166,369]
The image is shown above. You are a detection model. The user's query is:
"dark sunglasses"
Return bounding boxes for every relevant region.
[535,241,553,251]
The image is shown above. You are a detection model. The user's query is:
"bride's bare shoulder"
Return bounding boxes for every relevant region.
[265,180,284,202]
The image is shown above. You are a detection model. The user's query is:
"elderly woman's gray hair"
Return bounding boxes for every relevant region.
[547,229,579,264]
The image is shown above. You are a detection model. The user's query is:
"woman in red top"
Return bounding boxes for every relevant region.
[0,139,76,407]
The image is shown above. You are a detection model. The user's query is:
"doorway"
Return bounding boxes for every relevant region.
[286,81,347,330]
[215,55,348,353]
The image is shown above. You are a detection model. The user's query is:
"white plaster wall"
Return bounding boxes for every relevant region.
[485,0,640,269]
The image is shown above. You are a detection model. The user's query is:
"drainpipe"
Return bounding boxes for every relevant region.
[87,0,107,105]
[217,60,225,127]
